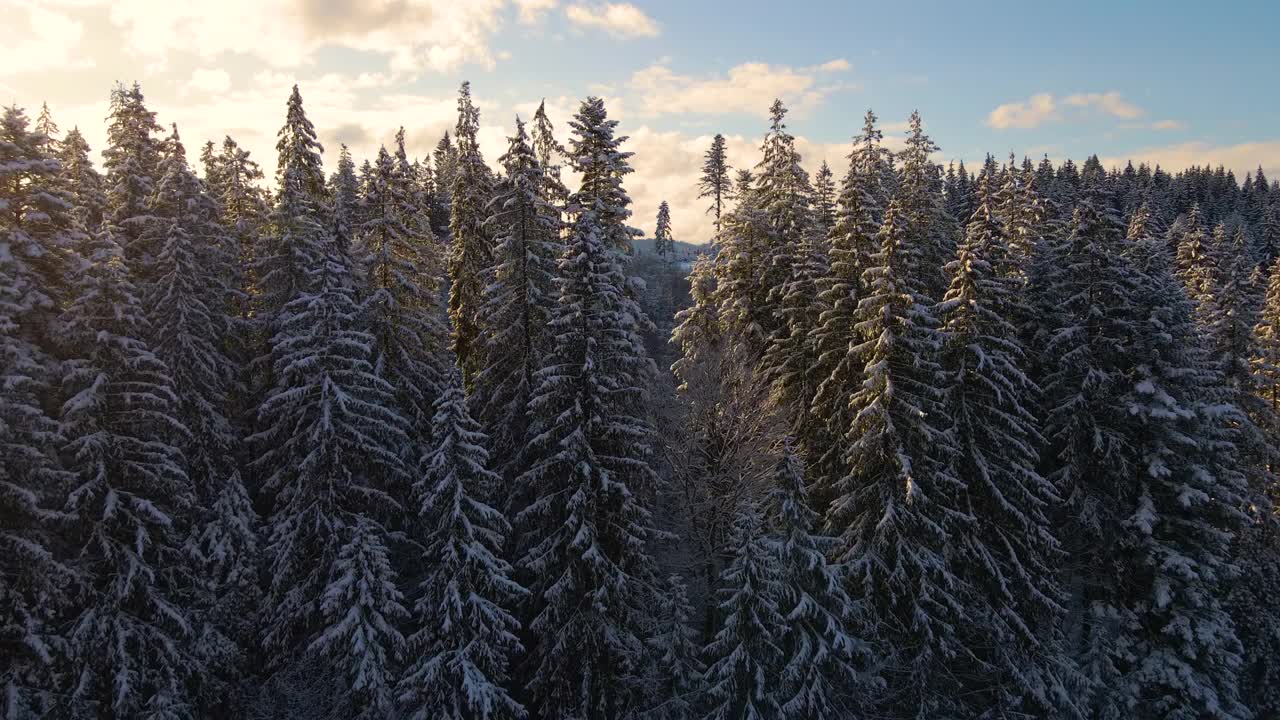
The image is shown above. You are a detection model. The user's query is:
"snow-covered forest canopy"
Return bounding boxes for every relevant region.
[2,79,1280,720]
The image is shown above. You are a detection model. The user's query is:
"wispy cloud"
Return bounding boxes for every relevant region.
[564,3,659,37]
[987,90,1160,130]
[627,60,852,118]
[515,0,558,24]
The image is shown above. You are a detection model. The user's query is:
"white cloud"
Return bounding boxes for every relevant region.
[515,0,558,24]
[987,91,1157,130]
[1063,91,1143,120]
[986,93,1058,129]
[0,2,93,76]
[627,61,849,118]
[565,2,659,37]
[69,0,507,74]
[188,68,232,94]
[1150,119,1184,131]
[813,58,851,73]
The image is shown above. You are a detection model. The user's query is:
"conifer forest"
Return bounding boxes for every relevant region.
[4,78,1280,720]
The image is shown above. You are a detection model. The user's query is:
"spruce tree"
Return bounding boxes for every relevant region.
[644,574,704,720]
[700,505,785,720]
[252,86,411,717]
[255,85,328,324]
[896,110,951,300]
[144,124,256,707]
[447,81,495,385]
[812,160,837,234]
[810,109,891,495]
[753,100,814,343]
[472,117,560,476]
[398,370,525,720]
[355,141,447,468]
[698,133,731,240]
[530,100,569,208]
[59,224,197,718]
[936,175,1075,717]
[59,127,108,234]
[329,144,360,256]
[766,440,873,719]
[654,200,674,258]
[824,198,964,718]
[0,104,78,719]
[514,96,662,720]
[430,132,458,237]
[102,82,162,281]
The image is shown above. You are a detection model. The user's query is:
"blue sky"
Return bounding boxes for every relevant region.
[3,0,1278,243]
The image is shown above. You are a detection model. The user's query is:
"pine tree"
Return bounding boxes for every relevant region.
[472,117,560,476]
[448,81,495,386]
[329,144,360,256]
[32,103,59,157]
[514,96,662,720]
[102,82,162,281]
[810,109,891,495]
[59,127,108,234]
[1043,197,1251,719]
[398,371,525,720]
[700,505,785,720]
[825,198,964,718]
[1174,205,1215,307]
[252,88,411,717]
[430,132,458,237]
[143,124,256,707]
[0,104,78,719]
[530,100,569,208]
[59,224,197,718]
[654,200,674,258]
[896,110,951,300]
[698,134,732,241]
[255,85,328,324]
[753,100,814,344]
[644,574,704,720]
[936,175,1075,717]
[1241,257,1280,715]
[812,160,837,234]
[355,140,447,470]
[766,440,873,719]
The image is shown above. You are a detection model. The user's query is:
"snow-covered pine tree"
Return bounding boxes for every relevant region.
[472,117,560,477]
[698,133,732,241]
[1114,203,1251,720]
[714,168,772,351]
[355,141,447,473]
[766,439,874,719]
[252,86,411,718]
[430,131,458,238]
[1239,256,1280,715]
[700,504,785,720]
[530,100,570,209]
[448,81,496,386]
[644,574,704,720]
[654,200,674,258]
[810,109,891,497]
[59,127,108,235]
[1257,201,1280,267]
[255,85,329,325]
[514,96,663,720]
[1173,204,1215,308]
[935,175,1075,718]
[824,198,965,718]
[813,160,836,235]
[0,103,78,719]
[59,222,198,718]
[759,213,828,467]
[32,103,58,156]
[753,99,814,344]
[143,124,256,709]
[398,369,525,720]
[102,82,162,282]
[896,110,952,300]
[329,144,360,257]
